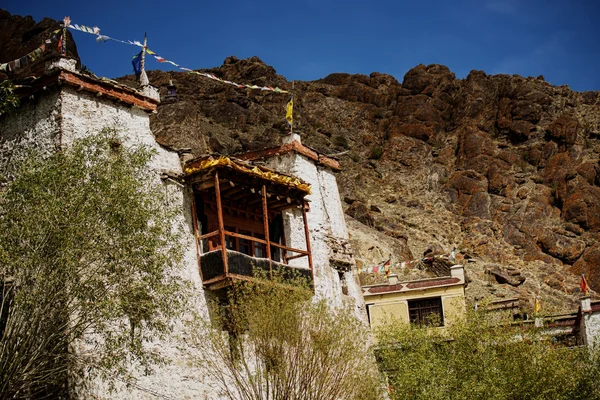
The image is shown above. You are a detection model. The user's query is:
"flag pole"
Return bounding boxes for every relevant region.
[62,17,70,56]
[140,32,148,86]
[290,80,294,135]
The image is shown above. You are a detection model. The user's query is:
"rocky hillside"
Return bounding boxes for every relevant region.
[129,58,600,313]
[3,10,600,314]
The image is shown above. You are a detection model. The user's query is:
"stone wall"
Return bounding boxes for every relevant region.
[0,90,62,183]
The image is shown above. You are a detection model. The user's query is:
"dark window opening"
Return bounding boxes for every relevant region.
[225,225,236,250]
[338,271,348,295]
[408,297,444,327]
[254,234,266,258]
[239,230,251,255]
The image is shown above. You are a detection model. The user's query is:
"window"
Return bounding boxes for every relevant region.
[254,234,266,258]
[408,297,444,327]
[238,230,251,255]
[225,226,236,250]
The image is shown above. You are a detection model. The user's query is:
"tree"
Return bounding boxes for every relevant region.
[193,272,382,400]
[0,130,187,398]
[375,309,600,400]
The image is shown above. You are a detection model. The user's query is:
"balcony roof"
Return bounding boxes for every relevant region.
[185,155,312,212]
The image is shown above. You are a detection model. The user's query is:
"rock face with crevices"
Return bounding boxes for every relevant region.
[131,60,600,312]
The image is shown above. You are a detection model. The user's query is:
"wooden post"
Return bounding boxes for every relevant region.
[62,16,70,56]
[262,185,272,281]
[140,33,149,86]
[215,172,228,276]
[281,219,288,265]
[191,194,203,281]
[301,201,314,281]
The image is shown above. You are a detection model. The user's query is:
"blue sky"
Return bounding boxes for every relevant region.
[4,0,600,91]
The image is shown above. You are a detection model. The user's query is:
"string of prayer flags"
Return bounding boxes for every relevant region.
[0,42,48,73]
[65,18,291,94]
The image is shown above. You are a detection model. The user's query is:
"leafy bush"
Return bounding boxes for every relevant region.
[375,310,600,400]
[0,130,187,397]
[193,269,381,400]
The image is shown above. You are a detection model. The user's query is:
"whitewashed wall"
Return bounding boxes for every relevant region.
[583,312,600,347]
[0,90,62,182]
[60,88,224,399]
[263,152,367,321]
[1,83,226,399]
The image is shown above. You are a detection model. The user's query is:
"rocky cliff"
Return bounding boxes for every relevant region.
[3,10,600,313]
[129,58,600,313]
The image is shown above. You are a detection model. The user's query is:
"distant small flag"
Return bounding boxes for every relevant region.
[534,297,541,314]
[383,255,392,277]
[285,96,293,126]
[581,274,590,296]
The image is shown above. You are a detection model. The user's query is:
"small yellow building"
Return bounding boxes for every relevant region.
[362,265,466,330]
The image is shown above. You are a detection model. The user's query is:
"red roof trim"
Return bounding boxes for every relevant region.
[367,284,404,294]
[58,71,158,112]
[235,141,341,171]
[406,278,460,289]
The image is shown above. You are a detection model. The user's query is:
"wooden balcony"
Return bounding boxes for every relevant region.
[185,155,314,291]
[197,229,313,290]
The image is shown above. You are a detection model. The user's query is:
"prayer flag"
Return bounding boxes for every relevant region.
[132,51,143,78]
[534,297,541,314]
[581,274,590,296]
[57,35,63,53]
[285,96,293,126]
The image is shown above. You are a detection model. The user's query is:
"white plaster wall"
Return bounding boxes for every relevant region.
[10,87,224,399]
[264,152,367,321]
[584,313,600,347]
[0,90,62,182]
[318,168,348,239]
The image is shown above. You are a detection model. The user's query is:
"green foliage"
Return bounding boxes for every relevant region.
[375,310,600,400]
[193,269,381,400]
[0,130,187,398]
[333,135,350,149]
[0,80,20,117]
[368,146,384,160]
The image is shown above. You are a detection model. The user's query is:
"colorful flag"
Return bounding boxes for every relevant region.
[373,266,379,274]
[57,35,63,53]
[132,51,143,78]
[581,274,590,296]
[534,297,541,314]
[285,96,293,126]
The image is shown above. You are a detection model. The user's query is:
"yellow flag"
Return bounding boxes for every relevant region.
[534,297,541,314]
[285,97,293,126]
